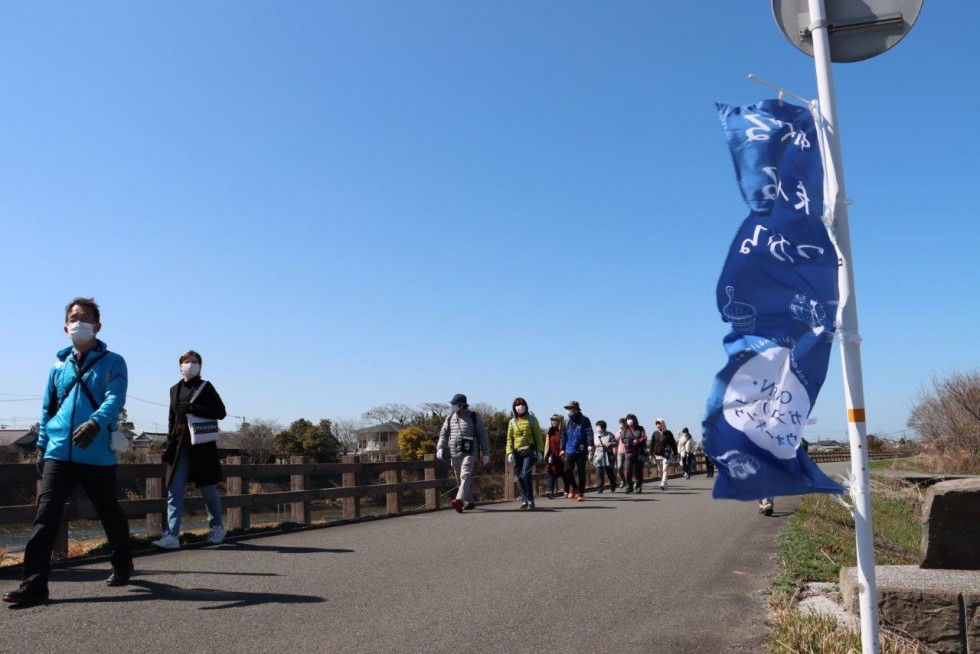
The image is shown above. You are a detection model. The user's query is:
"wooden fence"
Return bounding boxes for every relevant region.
[0,450,913,560]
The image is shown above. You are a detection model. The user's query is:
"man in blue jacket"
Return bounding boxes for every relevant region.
[3,298,133,606]
[560,400,593,502]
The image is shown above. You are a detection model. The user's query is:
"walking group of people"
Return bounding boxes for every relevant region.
[3,298,721,608]
[436,395,705,511]
[3,297,229,607]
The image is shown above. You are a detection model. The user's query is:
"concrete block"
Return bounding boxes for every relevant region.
[966,592,980,654]
[878,589,964,654]
[921,478,980,570]
[841,566,980,653]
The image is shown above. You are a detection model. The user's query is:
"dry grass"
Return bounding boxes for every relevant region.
[911,449,980,475]
[767,590,936,653]
[767,477,931,653]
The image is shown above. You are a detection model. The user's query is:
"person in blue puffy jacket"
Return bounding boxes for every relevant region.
[3,298,133,607]
[560,400,593,502]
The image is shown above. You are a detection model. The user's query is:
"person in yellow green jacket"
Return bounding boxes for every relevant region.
[506,397,544,510]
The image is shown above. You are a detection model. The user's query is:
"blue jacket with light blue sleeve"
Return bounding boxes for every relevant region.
[37,340,128,466]
[561,413,594,454]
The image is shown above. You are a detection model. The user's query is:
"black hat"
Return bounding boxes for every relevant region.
[449,393,468,405]
[564,400,581,411]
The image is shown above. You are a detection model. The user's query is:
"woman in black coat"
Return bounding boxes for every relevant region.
[151,350,228,550]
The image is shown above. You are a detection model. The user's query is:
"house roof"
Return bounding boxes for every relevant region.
[0,429,34,447]
[355,422,407,436]
[135,431,169,442]
[216,431,243,450]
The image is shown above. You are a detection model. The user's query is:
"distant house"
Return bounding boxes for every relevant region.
[0,428,38,461]
[132,431,169,449]
[132,430,245,455]
[355,422,407,453]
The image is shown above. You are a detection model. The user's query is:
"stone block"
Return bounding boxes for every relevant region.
[878,589,964,654]
[841,566,980,653]
[921,478,980,570]
[967,592,980,654]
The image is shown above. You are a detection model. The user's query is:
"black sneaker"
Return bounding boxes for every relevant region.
[3,582,49,606]
[106,563,134,587]
[463,502,476,511]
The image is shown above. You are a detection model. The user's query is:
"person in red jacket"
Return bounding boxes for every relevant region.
[542,414,565,499]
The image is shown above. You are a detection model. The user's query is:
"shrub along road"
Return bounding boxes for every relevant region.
[1,466,849,653]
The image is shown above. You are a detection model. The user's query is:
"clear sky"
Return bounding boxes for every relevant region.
[2,2,976,442]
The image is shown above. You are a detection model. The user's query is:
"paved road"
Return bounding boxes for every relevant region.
[2,468,841,654]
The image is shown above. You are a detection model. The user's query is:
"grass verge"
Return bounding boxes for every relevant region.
[766,477,930,653]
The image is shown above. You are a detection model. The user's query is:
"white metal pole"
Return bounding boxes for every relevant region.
[806,0,880,652]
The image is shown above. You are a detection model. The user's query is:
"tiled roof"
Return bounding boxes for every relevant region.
[0,429,34,447]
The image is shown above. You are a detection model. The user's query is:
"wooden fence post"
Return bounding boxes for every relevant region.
[290,456,311,525]
[145,465,165,536]
[424,454,440,511]
[504,457,516,501]
[385,455,401,514]
[226,455,250,530]
[342,455,360,520]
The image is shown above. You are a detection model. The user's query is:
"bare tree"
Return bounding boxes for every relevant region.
[237,418,282,463]
[361,403,417,426]
[332,417,363,455]
[907,369,980,473]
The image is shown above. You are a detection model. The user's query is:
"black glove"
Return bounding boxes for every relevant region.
[72,419,100,449]
[36,453,45,477]
[177,401,192,415]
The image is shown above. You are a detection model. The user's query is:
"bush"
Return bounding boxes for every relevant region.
[907,369,980,474]
[398,426,434,461]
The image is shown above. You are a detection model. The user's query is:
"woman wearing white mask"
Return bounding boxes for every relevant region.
[505,397,543,510]
[152,350,228,550]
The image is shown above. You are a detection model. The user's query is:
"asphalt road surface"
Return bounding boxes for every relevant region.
[2,468,840,654]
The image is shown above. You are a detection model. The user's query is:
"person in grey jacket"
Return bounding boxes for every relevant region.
[436,393,490,513]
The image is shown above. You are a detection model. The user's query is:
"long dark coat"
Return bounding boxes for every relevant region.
[163,376,227,489]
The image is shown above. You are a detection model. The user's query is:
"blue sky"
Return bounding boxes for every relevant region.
[2,2,976,442]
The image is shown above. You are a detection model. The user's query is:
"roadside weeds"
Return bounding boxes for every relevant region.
[766,477,935,654]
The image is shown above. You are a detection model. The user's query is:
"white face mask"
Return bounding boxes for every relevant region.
[515,405,527,416]
[451,404,462,413]
[566,410,574,418]
[67,321,96,345]
[627,419,635,427]
[180,362,201,381]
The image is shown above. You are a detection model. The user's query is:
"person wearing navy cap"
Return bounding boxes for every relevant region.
[436,394,490,513]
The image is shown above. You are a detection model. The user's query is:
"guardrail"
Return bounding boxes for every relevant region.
[0,450,915,560]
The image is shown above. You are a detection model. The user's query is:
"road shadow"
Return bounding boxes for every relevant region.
[219,543,354,555]
[50,568,280,584]
[40,579,326,610]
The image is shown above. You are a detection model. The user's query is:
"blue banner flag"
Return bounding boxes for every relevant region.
[703,100,845,500]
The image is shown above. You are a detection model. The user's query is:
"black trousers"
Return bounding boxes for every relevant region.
[596,464,616,491]
[563,452,587,494]
[23,460,132,586]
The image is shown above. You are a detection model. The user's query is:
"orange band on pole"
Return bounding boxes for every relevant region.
[848,409,866,423]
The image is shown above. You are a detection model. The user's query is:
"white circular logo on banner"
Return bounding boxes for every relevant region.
[722,346,810,460]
